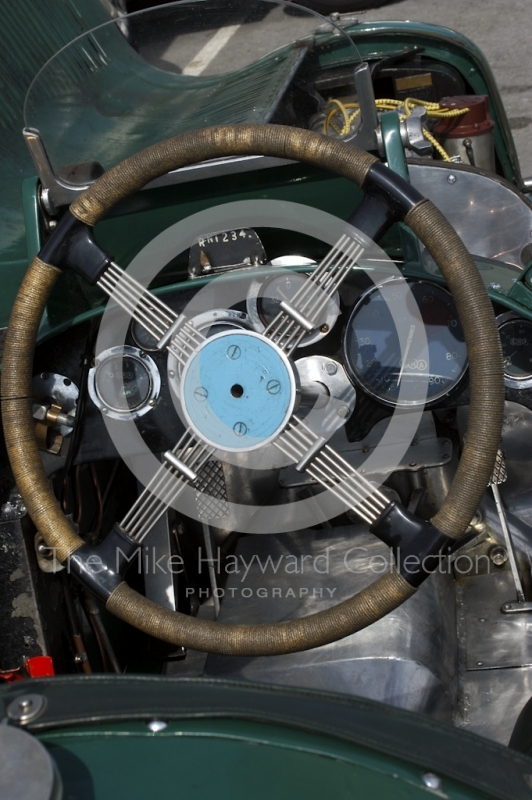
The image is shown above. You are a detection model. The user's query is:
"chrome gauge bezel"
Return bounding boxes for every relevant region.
[246,261,339,348]
[88,345,161,421]
[343,278,469,408]
[496,311,532,389]
[167,308,252,380]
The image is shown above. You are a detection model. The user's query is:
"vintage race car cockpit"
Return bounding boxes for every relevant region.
[2,2,532,798]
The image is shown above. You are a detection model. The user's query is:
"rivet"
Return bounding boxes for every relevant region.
[168,370,175,379]
[325,362,338,376]
[147,720,168,733]
[422,773,443,791]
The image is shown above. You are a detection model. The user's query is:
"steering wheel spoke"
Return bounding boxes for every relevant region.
[264,232,366,355]
[98,261,205,366]
[120,430,214,543]
[273,418,389,524]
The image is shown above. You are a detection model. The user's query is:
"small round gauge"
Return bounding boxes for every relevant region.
[497,313,532,388]
[130,318,159,352]
[344,280,468,406]
[257,273,309,327]
[247,269,339,347]
[88,346,160,420]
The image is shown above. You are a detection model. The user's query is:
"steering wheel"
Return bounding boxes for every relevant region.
[1,125,504,656]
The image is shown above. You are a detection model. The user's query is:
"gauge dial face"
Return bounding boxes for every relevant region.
[89,346,161,420]
[130,319,159,352]
[256,273,314,327]
[95,355,151,412]
[344,280,467,406]
[247,271,339,348]
[498,317,532,385]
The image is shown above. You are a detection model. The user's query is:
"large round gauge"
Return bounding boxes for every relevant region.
[88,346,160,420]
[344,280,468,406]
[497,312,532,388]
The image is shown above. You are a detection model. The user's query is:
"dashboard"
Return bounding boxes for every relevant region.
[30,230,532,471]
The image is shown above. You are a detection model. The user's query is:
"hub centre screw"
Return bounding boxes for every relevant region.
[266,380,282,395]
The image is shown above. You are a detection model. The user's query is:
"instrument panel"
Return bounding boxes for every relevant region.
[85,273,532,431]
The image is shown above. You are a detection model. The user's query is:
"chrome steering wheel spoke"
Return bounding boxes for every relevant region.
[98,262,206,367]
[264,232,366,355]
[120,429,214,543]
[273,417,389,525]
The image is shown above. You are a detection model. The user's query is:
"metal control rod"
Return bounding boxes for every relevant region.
[489,449,526,605]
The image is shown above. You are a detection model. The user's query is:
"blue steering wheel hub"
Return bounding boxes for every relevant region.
[181,331,297,452]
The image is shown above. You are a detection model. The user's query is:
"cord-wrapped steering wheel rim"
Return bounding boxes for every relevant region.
[1,124,504,656]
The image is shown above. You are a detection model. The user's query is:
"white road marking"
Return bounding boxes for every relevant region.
[183,24,241,76]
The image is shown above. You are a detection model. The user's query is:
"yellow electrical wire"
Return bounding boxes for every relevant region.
[422,128,451,162]
[324,95,470,162]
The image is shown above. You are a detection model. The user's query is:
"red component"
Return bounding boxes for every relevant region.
[0,670,24,683]
[25,656,55,678]
[433,95,494,138]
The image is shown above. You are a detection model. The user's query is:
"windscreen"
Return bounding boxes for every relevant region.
[24,0,361,183]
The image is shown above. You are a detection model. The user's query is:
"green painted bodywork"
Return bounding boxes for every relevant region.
[381,111,408,181]
[38,718,489,800]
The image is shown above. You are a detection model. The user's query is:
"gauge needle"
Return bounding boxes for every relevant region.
[397,324,416,387]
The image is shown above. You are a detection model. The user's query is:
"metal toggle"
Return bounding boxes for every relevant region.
[295,436,328,473]
[279,301,316,333]
[163,451,198,483]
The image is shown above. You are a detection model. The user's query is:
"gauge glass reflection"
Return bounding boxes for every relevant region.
[344,280,467,406]
[95,355,152,412]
